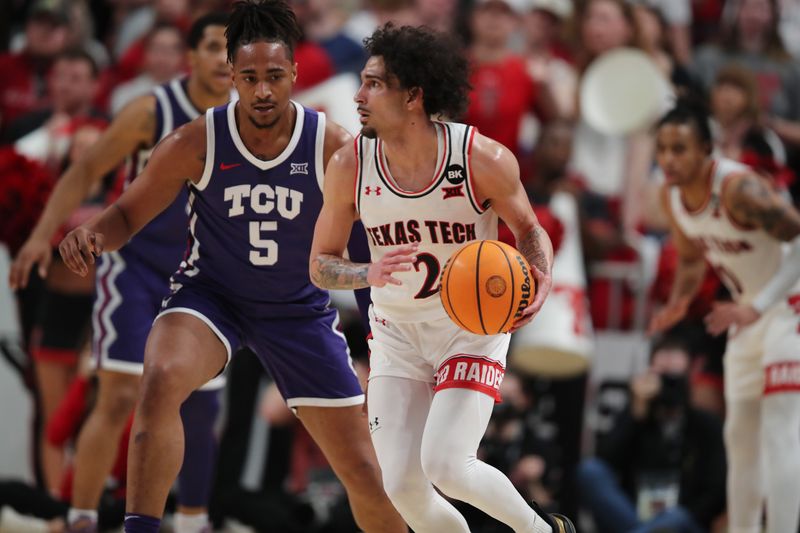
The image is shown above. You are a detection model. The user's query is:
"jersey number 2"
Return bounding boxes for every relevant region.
[414,253,441,299]
[249,221,278,266]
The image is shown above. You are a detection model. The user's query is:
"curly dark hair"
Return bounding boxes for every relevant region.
[363,23,471,119]
[225,0,302,63]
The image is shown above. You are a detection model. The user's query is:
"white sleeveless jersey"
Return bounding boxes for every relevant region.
[356,121,498,322]
[669,156,797,305]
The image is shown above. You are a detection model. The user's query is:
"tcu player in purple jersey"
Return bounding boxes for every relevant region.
[10,13,231,533]
[57,2,405,532]
[310,24,574,533]
[650,103,800,533]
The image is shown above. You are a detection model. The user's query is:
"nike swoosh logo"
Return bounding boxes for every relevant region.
[219,162,242,170]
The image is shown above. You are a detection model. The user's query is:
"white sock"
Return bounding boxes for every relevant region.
[67,508,98,525]
[174,512,209,533]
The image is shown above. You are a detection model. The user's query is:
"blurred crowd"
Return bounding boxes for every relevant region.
[2,0,799,531]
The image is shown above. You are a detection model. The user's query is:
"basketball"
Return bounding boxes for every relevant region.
[439,240,535,335]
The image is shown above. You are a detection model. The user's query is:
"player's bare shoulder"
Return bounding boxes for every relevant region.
[322,119,354,169]
[326,134,359,183]
[468,132,521,198]
[721,170,800,241]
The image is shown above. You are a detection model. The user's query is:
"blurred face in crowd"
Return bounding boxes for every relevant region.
[711,82,750,126]
[537,122,573,176]
[26,16,69,58]
[656,123,711,187]
[650,346,691,376]
[189,25,231,98]
[50,57,97,115]
[471,1,518,48]
[581,0,632,57]
[354,56,409,139]
[232,41,296,130]
[156,0,189,20]
[417,0,458,31]
[736,0,774,41]
[144,27,186,83]
[523,9,559,49]
[633,4,664,52]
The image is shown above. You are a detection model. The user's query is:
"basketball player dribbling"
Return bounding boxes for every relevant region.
[10,13,232,533]
[310,24,576,533]
[56,2,405,532]
[649,103,800,533]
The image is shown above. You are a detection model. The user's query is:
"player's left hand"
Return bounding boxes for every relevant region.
[704,301,760,336]
[508,264,552,333]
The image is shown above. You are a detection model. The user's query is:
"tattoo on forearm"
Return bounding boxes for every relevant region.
[730,177,800,241]
[310,254,370,289]
[517,226,551,275]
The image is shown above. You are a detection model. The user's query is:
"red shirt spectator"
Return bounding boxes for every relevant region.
[464,55,539,155]
[0,2,69,135]
[294,41,335,91]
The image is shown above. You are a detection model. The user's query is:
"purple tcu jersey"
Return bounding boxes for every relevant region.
[171,101,329,311]
[122,78,199,276]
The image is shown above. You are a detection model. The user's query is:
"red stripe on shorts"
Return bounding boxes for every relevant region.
[434,354,505,402]
[764,361,800,395]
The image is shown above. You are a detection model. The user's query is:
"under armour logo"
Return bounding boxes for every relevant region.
[369,416,380,433]
[374,314,388,326]
[365,186,382,196]
[290,162,308,175]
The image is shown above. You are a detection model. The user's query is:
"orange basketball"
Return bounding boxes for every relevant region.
[439,240,535,335]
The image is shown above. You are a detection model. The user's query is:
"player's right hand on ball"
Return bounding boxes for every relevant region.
[367,243,418,287]
[58,227,104,277]
[648,296,690,335]
[8,236,52,290]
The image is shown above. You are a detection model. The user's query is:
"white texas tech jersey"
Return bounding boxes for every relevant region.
[356,121,498,322]
[670,156,798,305]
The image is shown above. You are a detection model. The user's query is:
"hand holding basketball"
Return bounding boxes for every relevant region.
[367,243,419,287]
[58,226,105,277]
[440,240,539,335]
[509,259,552,333]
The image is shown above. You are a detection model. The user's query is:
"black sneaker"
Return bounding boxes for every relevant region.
[530,500,577,533]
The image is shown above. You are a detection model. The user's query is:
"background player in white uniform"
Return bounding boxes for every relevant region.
[310,24,575,533]
[650,103,800,533]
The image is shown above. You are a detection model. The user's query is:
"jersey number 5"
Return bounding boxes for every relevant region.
[249,221,278,266]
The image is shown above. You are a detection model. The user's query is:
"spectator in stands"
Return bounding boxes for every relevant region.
[521,0,577,119]
[0,0,70,136]
[578,336,727,533]
[287,0,337,90]
[692,0,800,147]
[464,0,556,155]
[302,0,368,76]
[636,0,693,65]
[571,0,657,235]
[109,22,186,115]
[633,3,697,96]
[709,64,786,165]
[6,49,103,167]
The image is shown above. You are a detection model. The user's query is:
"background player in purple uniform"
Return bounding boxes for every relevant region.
[9,13,232,533]
[57,2,406,532]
